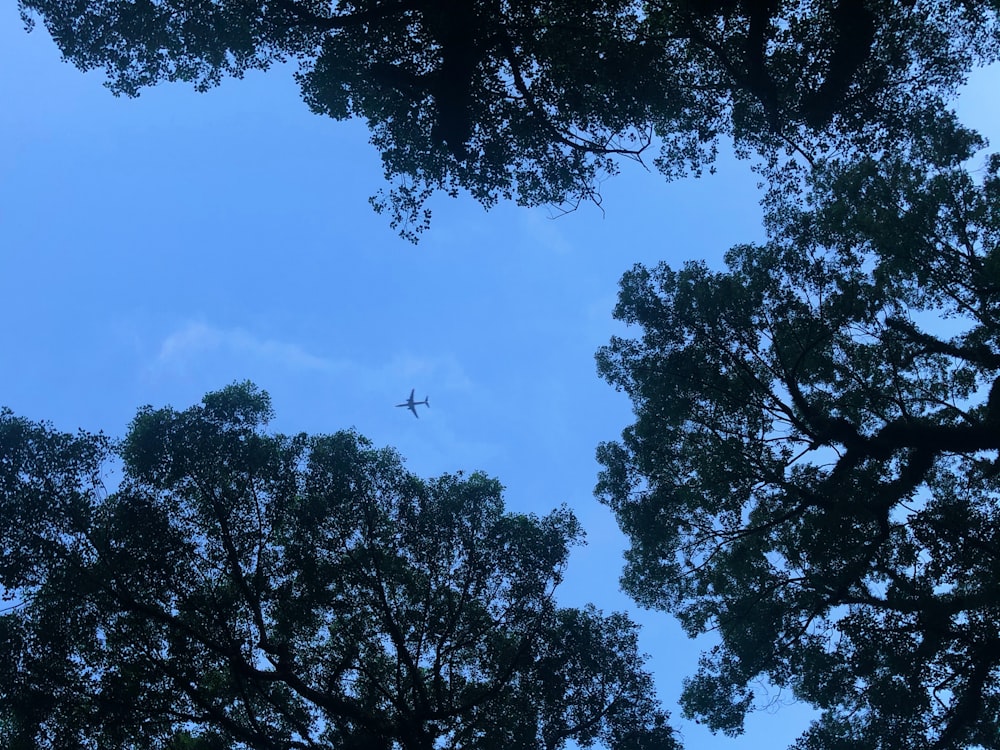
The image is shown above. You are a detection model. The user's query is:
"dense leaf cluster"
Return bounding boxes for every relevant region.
[0,383,675,750]
[597,126,1000,749]
[18,0,1000,237]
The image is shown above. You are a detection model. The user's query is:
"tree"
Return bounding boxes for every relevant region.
[17,0,1000,238]
[595,125,1000,749]
[0,382,677,750]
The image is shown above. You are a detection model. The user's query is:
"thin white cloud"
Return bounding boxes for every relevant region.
[152,322,474,392]
[155,321,345,374]
[386,353,474,391]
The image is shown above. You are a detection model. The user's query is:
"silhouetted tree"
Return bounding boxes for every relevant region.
[0,383,677,750]
[596,124,1000,749]
[16,0,1000,238]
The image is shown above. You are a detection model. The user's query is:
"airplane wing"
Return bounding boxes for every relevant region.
[409,388,415,401]
[409,403,419,418]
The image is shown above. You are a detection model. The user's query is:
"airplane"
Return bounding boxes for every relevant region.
[396,389,429,418]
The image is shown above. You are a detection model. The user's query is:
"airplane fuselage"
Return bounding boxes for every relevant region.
[396,389,429,418]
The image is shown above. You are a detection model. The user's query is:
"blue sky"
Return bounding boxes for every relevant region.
[3,5,999,747]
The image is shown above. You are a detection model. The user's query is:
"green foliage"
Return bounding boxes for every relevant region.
[17,0,1000,238]
[0,383,676,750]
[596,132,1000,749]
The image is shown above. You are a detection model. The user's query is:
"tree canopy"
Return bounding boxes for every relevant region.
[17,0,1000,238]
[596,126,1000,749]
[0,382,676,750]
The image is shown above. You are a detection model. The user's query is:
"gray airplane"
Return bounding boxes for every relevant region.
[396,389,429,418]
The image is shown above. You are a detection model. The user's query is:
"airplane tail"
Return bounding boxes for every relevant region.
[425,397,430,408]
